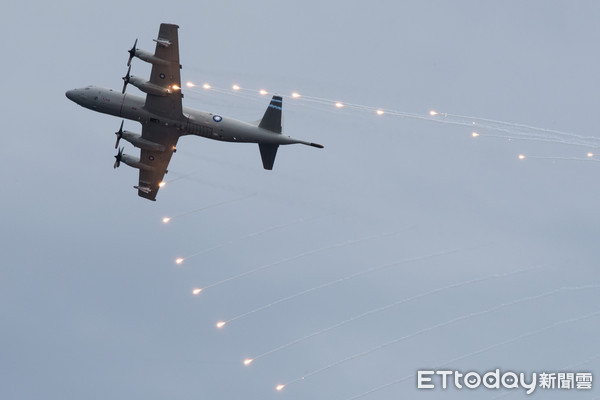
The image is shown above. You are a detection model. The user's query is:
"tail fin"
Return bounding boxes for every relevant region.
[259,96,283,133]
[259,144,279,170]
[258,96,283,170]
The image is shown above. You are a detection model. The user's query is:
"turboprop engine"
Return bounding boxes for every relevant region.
[114,121,166,151]
[127,39,171,67]
[121,65,174,96]
[113,147,154,171]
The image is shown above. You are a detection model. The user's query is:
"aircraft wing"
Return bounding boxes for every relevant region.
[136,23,183,201]
[145,23,183,119]
[137,123,179,201]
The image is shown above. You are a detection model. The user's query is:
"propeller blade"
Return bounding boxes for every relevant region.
[114,147,124,169]
[115,121,124,149]
[127,38,138,67]
[122,65,131,94]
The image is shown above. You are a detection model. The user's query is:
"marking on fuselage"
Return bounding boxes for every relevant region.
[268,104,282,110]
[213,115,223,122]
[159,73,166,79]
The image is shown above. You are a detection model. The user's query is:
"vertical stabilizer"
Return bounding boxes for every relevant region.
[258,96,283,169]
[259,96,283,133]
[258,144,279,170]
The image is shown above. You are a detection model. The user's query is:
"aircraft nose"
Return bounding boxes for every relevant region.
[65,89,77,101]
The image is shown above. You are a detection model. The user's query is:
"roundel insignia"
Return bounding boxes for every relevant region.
[148,155,155,161]
[159,73,166,79]
[213,115,223,122]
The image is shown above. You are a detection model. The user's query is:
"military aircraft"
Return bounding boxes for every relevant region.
[66,23,323,201]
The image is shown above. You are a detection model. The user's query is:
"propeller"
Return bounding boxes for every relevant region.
[114,147,124,169]
[114,121,124,149]
[127,38,138,66]
[122,65,131,94]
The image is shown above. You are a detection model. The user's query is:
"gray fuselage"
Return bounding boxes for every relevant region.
[65,86,311,146]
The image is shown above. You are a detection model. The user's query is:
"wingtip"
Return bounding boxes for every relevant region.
[310,143,324,149]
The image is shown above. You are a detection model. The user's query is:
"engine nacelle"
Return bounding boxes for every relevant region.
[121,154,154,171]
[129,75,172,96]
[133,48,170,66]
[121,130,166,152]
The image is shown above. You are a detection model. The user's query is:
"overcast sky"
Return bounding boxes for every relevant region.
[2,1,599,399]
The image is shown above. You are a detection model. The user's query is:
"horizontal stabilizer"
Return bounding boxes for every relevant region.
[259,144,279,170]
[259,96,283,133]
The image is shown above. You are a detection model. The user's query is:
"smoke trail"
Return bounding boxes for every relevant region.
[248,245,493,360]
[521,155,600,163]
[164,193,256,221]
[202,230,408,292]
[188,82,600,149]
[279,285,600,390]
[234,263,541,334]
[442,111,600,145]
[187,94,588,169]
[345,309,600,400]
[179,213,333,262]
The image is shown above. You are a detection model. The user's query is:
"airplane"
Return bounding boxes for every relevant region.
[66,23,323,201]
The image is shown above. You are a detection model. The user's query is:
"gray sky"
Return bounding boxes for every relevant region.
[1,1,599,399]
